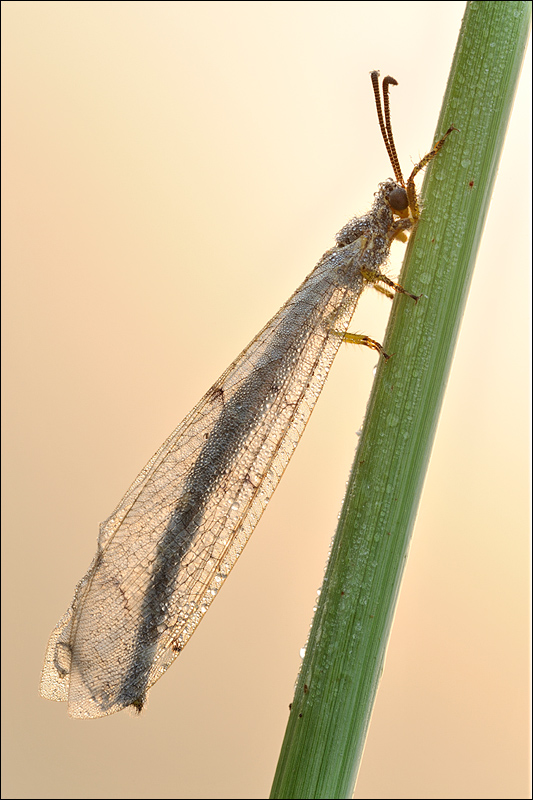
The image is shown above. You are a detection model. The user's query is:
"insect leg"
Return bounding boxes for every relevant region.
[341,332,390,360]
[361,268,420,303]
[406,125,458,217]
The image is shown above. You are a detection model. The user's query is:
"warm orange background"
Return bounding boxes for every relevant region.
[2,2,530,798]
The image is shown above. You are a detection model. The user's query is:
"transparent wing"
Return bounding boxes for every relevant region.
[40,242,365,718]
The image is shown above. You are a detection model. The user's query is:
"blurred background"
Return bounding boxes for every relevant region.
[2,2,530,798]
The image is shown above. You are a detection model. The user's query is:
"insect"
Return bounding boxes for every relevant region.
[40,72,454,718]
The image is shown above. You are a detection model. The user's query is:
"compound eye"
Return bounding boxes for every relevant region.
[388,186,408,212]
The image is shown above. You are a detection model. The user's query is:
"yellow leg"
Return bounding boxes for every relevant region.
[341,332,390,360]
[360,267,421,302]
[406,125,458,218]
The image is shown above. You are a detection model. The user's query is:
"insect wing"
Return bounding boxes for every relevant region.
[40,244,364,718]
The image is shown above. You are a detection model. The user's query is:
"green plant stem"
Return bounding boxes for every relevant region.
[270,3,531,799]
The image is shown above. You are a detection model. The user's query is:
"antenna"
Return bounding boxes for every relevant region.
[370,70,404,186]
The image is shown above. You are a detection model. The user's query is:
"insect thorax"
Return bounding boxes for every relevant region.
[334,180,411,274]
